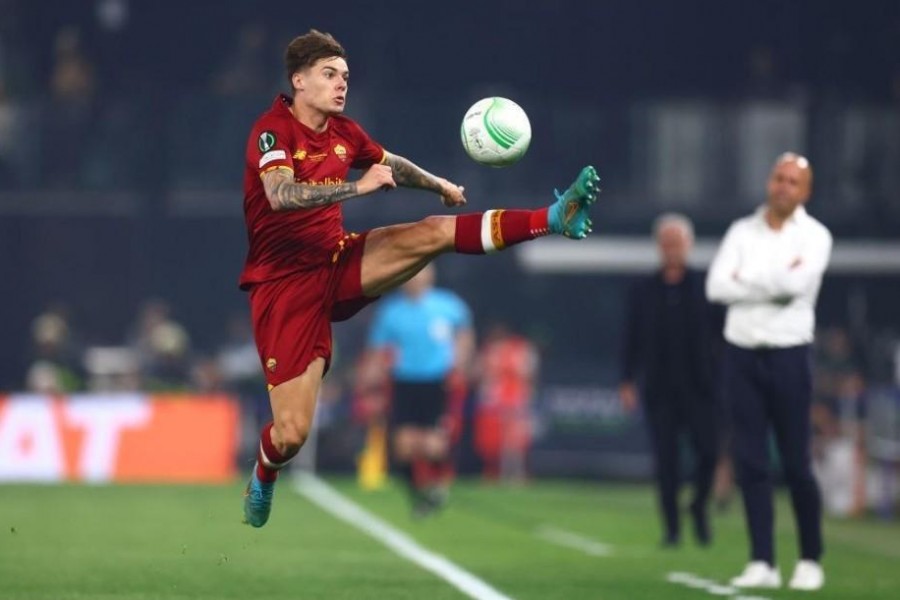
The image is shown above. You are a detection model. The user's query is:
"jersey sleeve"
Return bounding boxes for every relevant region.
[247,116,294,177]
[346,120,386,169]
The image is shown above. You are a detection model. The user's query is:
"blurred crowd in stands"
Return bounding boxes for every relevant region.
[24,301,255,395]
[810,327,900,518]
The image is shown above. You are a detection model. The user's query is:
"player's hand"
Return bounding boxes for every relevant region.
[436,177,466,207]
[358,164,397,195]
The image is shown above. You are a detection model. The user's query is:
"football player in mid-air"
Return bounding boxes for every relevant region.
[239,28,600,527]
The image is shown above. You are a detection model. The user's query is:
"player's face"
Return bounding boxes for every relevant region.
[766,158,811,217]
[295,57,349,116]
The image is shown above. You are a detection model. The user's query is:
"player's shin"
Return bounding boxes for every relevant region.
[256,422,297,482]
[453,209,551,255]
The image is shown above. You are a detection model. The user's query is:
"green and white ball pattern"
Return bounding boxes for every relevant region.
[460,97,531,167]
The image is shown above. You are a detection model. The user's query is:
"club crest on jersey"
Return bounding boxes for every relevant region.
[266,357,277,372]
[258,131,276,153]
[333,144,347,162]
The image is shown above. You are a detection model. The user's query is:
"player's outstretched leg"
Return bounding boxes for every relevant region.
[450,165,601,257]
[548,166,601,239]
[243,464,276,527]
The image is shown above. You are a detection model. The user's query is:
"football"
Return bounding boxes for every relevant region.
[460,97,531,167]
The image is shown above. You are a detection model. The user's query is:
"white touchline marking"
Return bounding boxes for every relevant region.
[534,525,614,557]
[293,474,515,600]
[665,571,770,600]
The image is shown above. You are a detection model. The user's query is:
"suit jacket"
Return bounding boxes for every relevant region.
[619,268,724,407]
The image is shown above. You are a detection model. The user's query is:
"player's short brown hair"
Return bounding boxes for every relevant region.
[285,29,346,86]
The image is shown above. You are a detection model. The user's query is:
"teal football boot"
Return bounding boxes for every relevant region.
[548,166,601,239]
[242,465,275,528]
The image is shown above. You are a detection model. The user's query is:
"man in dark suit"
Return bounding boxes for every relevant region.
[619,213,723,547]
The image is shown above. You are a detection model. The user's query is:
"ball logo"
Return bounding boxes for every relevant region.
[266,358,277,372]
[258,131,276,153]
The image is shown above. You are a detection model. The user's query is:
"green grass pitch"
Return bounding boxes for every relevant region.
[1,478,898,599]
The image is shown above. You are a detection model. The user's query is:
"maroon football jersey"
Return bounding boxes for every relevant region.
[239,94,385,289]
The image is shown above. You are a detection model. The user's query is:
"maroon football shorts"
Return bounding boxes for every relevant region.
[248,232,378,389]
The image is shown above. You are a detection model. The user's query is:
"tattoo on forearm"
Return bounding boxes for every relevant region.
[263,172,358,211]
[384,153,442,192]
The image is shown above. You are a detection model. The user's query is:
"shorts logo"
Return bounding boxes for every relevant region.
[333,144,347,162]
[258,131,276,153]
[293,149,307,161]
[266,357,277,372]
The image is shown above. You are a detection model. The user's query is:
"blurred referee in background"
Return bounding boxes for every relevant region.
[365,264,474,517]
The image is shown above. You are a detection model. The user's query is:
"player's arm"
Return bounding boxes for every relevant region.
[382,152,442,192]
[382,152,467,207]
[261,166,396,212]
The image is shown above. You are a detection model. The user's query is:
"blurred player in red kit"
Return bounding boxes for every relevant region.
[239,29,600,527]
[474,324,538,482]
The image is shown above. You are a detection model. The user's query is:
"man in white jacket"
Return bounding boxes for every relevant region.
[706,153,832,591]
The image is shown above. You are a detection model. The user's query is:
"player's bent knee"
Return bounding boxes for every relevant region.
[275,415,311,453]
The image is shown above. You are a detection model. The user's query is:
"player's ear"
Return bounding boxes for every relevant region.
[291,71,304,92]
